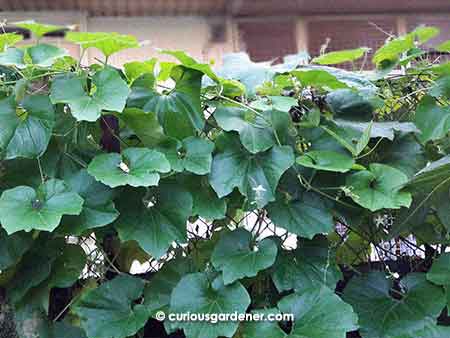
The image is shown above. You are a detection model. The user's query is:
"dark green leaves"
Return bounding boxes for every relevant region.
[267,192,334,239]
[297,150,355,172]
[211,228,277,284]
[158,136,214,174]
[115,183,192,258]
[214,104,279,153]
[346,163,412,211]
[130,66,204,139]
[209,135,294,208]
[278,287,358,338]
[344,272,445,338]
[271,236,342,293]
[0,179,83,234]
[0,95,55,159]
[50,67,130,121]
[73,275,149,338]
[170,273,251,338]
[414,96,450,143]
[87,147,170,188]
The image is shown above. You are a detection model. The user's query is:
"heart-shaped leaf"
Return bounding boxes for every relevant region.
[87,147,170,188]
[66,32,139,57]
[0,179,83,234]
[211,228,277,284]
[209,134,294,208]
[0,33,23,52]
[346,163,412,211]
[344,272,445,338]
[50,67,130,121]
[115,182,192,258]
[158,136,214,175]
[278,286,358,338]
[271,236,342,293]
[267,192,334,239]
[0,95,55,159]
[73,275,149,338]
[312,47,370,65]
[170,273,251,338]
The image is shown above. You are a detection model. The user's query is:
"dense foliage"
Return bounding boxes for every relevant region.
[1,21,450,338]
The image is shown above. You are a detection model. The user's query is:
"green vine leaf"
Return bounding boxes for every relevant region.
[50,67,130,122]
[119,108,166,147]
[414,96,450,143]
[343,272,446,338]
[66,31,140,57]
[267,192,334,239]
[87,147,170,188]
[128,66,204,139]
[0,179,84,234]
[115,182,192,258]
[0,228,33,270]
[28,44,68,67]
[14,21,66,38]
[297,150,355,172]
[346,163,412,211]
[124,58,157,84]
[73,274,149,338]
[58,169,119,235]
[214,104,278,154]
[271,236,342,293]
[0,33,23,52]
[209,134,294,208]
[0,95,55,160]
[170,273,251,338]
[158,136,214,174]
[211,228,278,284]
[278,287,358,338]
[292,69,349,90]
[241,308,286,338]
[312,47,370,65]
[427,253,450,307]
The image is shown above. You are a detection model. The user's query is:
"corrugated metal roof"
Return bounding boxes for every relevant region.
[0,0,449,17]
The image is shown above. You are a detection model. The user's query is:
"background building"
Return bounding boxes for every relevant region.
[0,0,449,67]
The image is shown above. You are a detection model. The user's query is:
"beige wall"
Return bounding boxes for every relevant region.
[0,11,234,67]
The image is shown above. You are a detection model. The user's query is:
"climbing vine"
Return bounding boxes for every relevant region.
[1,21,450,338]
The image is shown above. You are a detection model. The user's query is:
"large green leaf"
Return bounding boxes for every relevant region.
[292,69,349,90]
[0,33,23,52]
[115,183,192,258]
[343,272,446,338]
[124,59,156,84]
[58,169,119,235]
[87,147,170,188]
[336,120,419,141]
[267,192,334,239]
[119,108,166,147]
[414,96,450,143]
[241,308,287,338]
[278,287,358,338]
[0,228,33,270]
[0,47,26,68]
[178,174,227,220]
[14,21,65,38]
[143,257,195,315]
[271,236,342,293]
[66,31,139,57]
[170,273,251,338]
[0,179,83,234]
[28,44,68,67]
[211,228,277,284]
[209,134,294,208]
[73,275,149,338]
[0,95,55,159]
[129,66,204,139]
[50,67,130,121]
[326,89,376,120]
[158,136,214,174]
[297,150,354,173]
[312,47,370,65]
[214,104,279,153]
[345,163,412,211]
[427,253,450,307]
